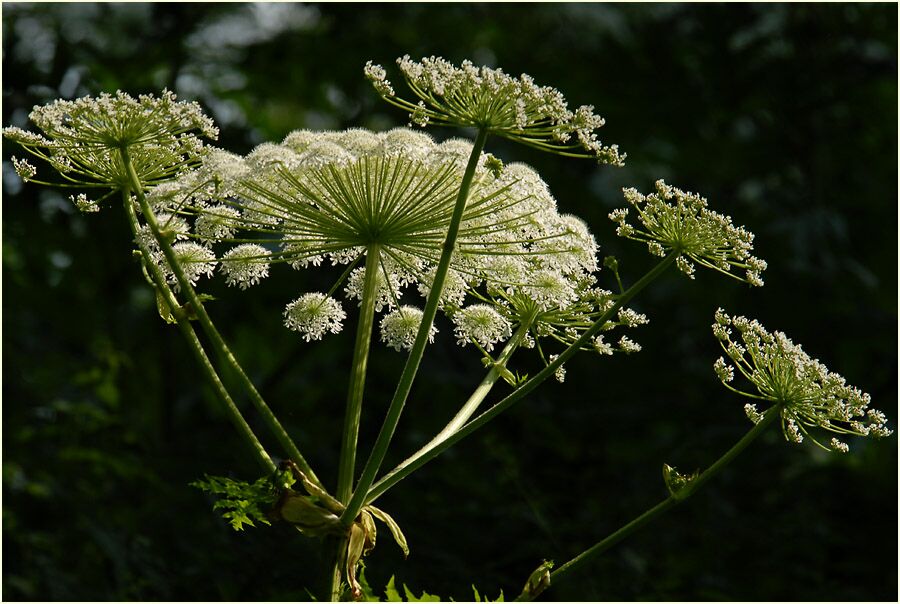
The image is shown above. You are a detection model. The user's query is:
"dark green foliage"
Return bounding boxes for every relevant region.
[190,471,291,531]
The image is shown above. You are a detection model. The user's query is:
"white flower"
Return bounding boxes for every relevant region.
[284,293,346,341]
[618,335,642,354]
[380,306,437,351]
[163,242,217,290]
[70,193,99,213]
[452,305,512,352]
[611,180,766,286]
[714,357,734,382]
[366,56,624,165]
[713,309,892,452]
[195,205,241,243]
[11,156,36,180]
[220,244,270,289]
[548,354,566,383]
[4,89,216,189]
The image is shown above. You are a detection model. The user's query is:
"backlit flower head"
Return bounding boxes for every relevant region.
[365,56,625,166]
[380,306,437,352]
[452,304,512,352]
[3,90,217,200]
[220,244,271,290]
[610,180,766,286]
[173,128,599,350]
[284,293,347,341]
[712,308,892,452]
[158,242,217,291]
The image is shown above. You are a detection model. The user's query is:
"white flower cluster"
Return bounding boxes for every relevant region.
[220,244,270,290]
[610,180,767,286]
[451,304,512,352]
[365,56,625,166]
[70,193,100,213]
[164,242,217,291]
[11,156,36,181]
[712,308,892,452]
[157,127,632,355]
[3,90,217,194]
[380,306,437,351]
[284,293,347,341]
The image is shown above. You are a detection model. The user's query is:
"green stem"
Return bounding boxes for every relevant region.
[364,252,678,506]
[336,244,382,503]
[521,405,782,600]
[327,244,383,602]
[122,190,275,473]
[340,127,490,524]
[119,148,322,487]
[370,318,533,498]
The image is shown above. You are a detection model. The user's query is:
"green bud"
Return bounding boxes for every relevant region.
[662,463,698,500]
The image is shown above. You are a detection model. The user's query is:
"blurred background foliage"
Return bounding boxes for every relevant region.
[2,3,896,601]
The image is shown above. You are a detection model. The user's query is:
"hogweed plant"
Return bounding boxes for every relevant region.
[5,55,891,601]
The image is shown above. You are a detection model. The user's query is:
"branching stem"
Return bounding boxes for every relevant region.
[119,147,323,487]
[341,127,490,524]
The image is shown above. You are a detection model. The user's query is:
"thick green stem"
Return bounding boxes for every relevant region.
[364,252,679,505]
[119,148,322,487]
[341,128,490,525]
[122,190,274,473]
[336,244,382,503]
[371,318,533,498]
[327,244,382,602]
[520,405,782,600]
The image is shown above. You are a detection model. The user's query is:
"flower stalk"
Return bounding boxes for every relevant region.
[364,251,678,506]
[373,316,534,495]
[517,405,782,601]
[341,127,490,525]
[120,147,322,486]
[336,244,383,503]
[121,187,275,473]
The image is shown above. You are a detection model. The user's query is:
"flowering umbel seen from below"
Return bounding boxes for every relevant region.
[365,56,625,165]
[3,90,217,211]
[712,309,891,452]
[157,128,645,364]
[609,180,767,286]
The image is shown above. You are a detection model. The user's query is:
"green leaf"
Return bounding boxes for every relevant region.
[156,290,177,324]
[403,584,441,602]
[384,576,403,602]
[191,472,282,531]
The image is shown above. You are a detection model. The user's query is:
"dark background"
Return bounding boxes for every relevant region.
[3,3,897,601]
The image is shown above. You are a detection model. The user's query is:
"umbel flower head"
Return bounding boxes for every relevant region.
[609,180,767,285]
[364,56,625,166]
[160,127,611,350]
[3,89,217,210]
[712,309,892,452]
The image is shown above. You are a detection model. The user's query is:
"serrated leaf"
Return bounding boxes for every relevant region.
[384,576,403,602]
[403,584,441,602]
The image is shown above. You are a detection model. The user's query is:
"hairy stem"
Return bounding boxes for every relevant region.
[371,318,533,498]
[336,244,383,503]
[328,244,382,602]
[519,405,782,600]
[122,189,274,473]
[119,148,322,487]
[365,252,678,505]
[341,127,490,524]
